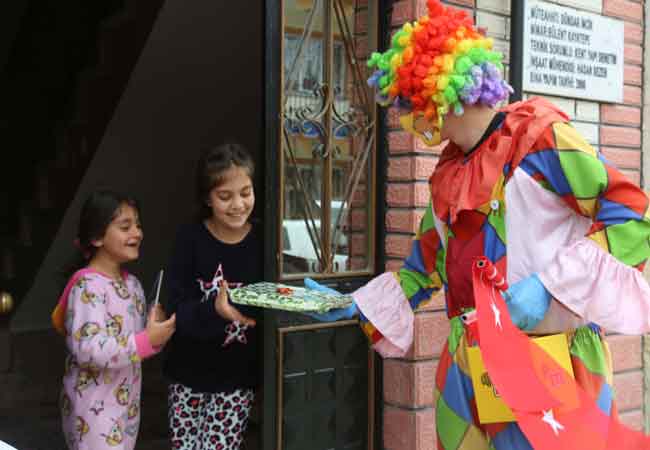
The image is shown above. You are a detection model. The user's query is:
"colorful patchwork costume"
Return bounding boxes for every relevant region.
[56,269,159,450]
[352,1,650,448]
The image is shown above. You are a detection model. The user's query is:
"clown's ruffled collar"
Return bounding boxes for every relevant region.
[430,97,569,224]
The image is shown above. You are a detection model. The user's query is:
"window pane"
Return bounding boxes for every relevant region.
[281,0,375,278]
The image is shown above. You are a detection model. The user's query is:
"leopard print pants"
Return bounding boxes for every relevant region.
[168,383,254,450]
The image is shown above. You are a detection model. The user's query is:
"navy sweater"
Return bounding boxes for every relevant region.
[163,222,262,393]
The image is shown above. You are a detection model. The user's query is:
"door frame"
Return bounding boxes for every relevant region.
[262,1,394,449]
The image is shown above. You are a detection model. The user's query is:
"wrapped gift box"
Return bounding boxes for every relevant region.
[230,282,353,313]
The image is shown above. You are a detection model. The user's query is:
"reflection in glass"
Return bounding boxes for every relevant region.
[281,0,375,278]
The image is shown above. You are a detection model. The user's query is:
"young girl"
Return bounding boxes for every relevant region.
[52,190,176,450]
[164,143,261,450]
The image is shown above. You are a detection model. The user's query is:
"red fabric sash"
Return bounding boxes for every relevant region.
[472,257,650,448]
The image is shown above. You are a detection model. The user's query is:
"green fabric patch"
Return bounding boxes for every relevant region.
[447,317,465,355]
[606,220,650,266]
[537,178,554,193]
[487,207,506,244]
[398,269,432,299]
[436,396,469,450]
[437,245,448,284]
[420,203,435,234]
[558,151,607,198]
[569,326,607,376]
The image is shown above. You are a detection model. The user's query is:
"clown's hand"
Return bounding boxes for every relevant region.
[503,274,551,331]
[303,278,358,322]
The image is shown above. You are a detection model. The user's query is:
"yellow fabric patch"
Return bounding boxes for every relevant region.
[467,333,575,424]
[589,230,610,253]
[457,425,491,450]
[553,122,596,157]
[453,336,472,376]
[575,197,598,218]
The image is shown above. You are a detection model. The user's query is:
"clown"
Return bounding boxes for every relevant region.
[305,1,650,448]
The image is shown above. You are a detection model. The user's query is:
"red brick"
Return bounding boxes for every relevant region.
[619,409,644,432]
[386,233,413,258]
[601,105,641,126]
[624,85,642,106]
[624,44,643,65]
[386,258,403,272]
[355,11,368,33]
[604,0,644,23]
[624,64,642,86]
[606,335,642,371]
[447,0,475,7]
[624,22,643,44]
[601,147,641,170]
[621,169,640,185]
[350,208,368,231]
[351,185,368,207]
[355,36,369,58]
[387,155,436,181]
[351,233,368,256]
[383,359,436,407]
[387,107,402,129]
[387,182,430,207]
[613,371,643,411]
[389,157,414,181]
[415,0,474,19]
[405,311,450,359]
[392,0,415,26]
[383,406,435,450]
[415,156,438,179]
[386,208,424,233]
[389,131,415,153]
[350,256,367,270]
[414,0,475,18]
[600,126,641,147]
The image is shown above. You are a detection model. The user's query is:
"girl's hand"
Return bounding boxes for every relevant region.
[214,280,256,326]
[146,309,176,347]
[150,303,167,322]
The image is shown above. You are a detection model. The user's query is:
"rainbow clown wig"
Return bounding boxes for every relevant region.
[367,0,513,145]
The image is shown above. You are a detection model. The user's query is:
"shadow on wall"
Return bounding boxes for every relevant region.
[13,0,264,331]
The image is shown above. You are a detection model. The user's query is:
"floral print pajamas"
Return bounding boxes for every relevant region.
[60,270,158,450]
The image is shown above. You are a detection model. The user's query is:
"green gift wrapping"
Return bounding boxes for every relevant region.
[229,282,353,313]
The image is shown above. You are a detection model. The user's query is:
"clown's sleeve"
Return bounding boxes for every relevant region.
[353,200,445,357]
[65,275,157,369]
[533,122,650,334]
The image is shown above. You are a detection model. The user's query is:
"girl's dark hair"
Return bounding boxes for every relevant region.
[77,190,140,258]
[62,190,139,280]
[196,142,255,219]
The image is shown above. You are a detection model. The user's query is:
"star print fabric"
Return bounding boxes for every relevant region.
[61,270,156,450]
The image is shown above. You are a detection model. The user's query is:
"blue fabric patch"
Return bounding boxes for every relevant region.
[441,362,475,423]
[483,222,506,262]
[404,240,426,274]
[519,150,572,196]
[596,198,643,226]
[491,422,534,450]
[409,288,436,310]
[596,382,613,416]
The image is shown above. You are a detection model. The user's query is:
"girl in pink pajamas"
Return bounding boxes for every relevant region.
[53,190,176,450]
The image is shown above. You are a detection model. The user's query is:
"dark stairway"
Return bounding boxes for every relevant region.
[0,1,165,448]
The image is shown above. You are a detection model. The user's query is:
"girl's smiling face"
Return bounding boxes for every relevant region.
[207,165,255,231]
[92,203,143,264]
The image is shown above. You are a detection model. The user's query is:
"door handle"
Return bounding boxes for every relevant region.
[0,291,14,315]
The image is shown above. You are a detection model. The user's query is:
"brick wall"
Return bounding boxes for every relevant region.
[381,0,647,448]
